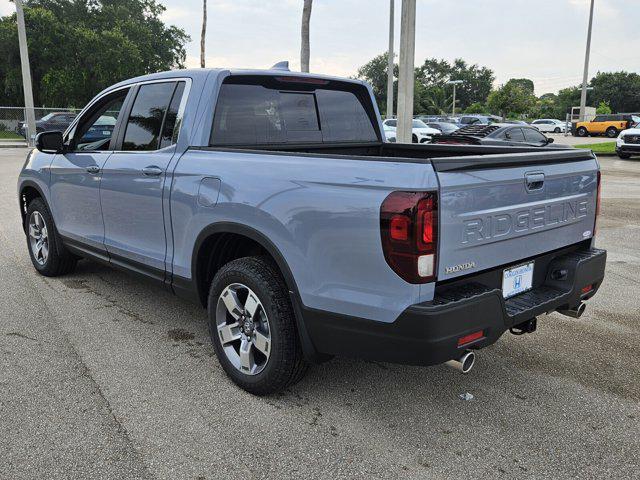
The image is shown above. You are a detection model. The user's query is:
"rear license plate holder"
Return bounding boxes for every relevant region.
[502,262,534,299]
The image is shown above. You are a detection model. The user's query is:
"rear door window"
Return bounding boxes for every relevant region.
[506,128,525,142]
[210,80,377,145]
[122,82,176,151]
[523,128,547,144]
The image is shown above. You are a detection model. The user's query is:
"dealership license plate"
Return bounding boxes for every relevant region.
[502,262,534,299]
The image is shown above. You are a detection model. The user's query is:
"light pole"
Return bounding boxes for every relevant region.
[396,0,416,144]
[385,0,394,119]
[15,0,36,147]
[579,0,595,122]
[447,80,463,117]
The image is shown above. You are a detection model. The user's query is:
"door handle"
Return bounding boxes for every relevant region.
[525,172,545,192]
[86,165,100,174]
[142,165,163,176]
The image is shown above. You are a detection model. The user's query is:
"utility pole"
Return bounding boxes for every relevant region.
[447,80,463,117]
[385,0,394,119]
[579,0,595,122]
[15,0,36,147]
[396,0,416,144]
[200,0,207,68]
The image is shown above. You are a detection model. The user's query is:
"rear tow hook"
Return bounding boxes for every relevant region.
[510,318,537,336]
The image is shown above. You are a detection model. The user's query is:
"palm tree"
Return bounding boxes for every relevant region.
[300,0,312,72]
[200,0,207,68]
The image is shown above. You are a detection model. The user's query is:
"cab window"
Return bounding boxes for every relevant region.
[122,82,176,151]
[72,89,129,151]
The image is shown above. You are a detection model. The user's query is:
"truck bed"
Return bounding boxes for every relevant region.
[195,141,594,171]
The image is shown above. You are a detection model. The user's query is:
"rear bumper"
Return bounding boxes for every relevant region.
[304,247,606,366]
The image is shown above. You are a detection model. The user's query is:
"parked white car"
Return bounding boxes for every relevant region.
[616,124,640,159]
[382,119,440,143]
[383,124,396,142]
[531,119,568,134]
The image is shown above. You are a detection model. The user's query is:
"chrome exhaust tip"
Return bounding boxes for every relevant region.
[557,302,586,319]
[445,350,475,374]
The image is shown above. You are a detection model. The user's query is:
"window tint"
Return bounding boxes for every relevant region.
[159,82,186,149]
[506,128,525,142]
[122,82,175,151]
[523,127,547,143]
[75,90,128,151]
[316,89,376,142]
[386,119,397,127]
[211,81,377,145]
[594,115,605,122]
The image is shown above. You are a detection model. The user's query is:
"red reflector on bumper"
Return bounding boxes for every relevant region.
[581,284,594,294]
[458,330,484,347]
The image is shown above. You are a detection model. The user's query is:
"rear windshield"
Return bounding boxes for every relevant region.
[210,77,378,145]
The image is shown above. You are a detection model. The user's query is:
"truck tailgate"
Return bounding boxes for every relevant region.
[433,151,599,281]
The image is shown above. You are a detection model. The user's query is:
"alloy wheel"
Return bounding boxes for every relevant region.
[28,211,49,266]
[215,283,271,375]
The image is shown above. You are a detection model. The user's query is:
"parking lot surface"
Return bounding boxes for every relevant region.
[1,148,638,479]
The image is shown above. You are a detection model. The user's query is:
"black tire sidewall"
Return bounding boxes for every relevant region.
[25,198,75,276]
[26,199,55,274]
[578,127,588,137]
[606,127,618,138]
[554,127,561,133]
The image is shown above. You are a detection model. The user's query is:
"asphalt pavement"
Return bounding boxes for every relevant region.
[0,148,638,479]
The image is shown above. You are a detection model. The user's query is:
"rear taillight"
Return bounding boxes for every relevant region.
[380,191,438,283]
[594,170,601,235]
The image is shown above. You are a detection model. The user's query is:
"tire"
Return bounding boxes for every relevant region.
[618,152,631,159]
[412,134,418,143]
[25,198,77,276]
[554,127,561,133]
[606,127,618,138]
[207,256,308,395]
[577,127,588,137]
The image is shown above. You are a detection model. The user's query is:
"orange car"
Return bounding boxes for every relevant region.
[573,114,635,138]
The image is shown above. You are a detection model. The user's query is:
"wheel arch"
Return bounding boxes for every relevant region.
[19,180,48,231]
[188,222,325,362]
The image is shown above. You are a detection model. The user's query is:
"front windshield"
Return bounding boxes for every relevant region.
[632,115,640,126]
[412,120,427,128]
[39,113,55,121]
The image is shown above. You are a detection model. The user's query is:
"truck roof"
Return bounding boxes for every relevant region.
[104,67,368,94]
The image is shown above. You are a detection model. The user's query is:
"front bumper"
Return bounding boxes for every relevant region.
[304,246,606,366]
[616,144,640,155]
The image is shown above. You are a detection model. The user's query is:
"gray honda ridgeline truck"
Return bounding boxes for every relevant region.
[18,65,606,394]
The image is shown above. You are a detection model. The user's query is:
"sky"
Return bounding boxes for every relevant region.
[157,0,639,95]
[1,0,637,95]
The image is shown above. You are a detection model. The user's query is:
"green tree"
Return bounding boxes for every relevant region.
[596,100,612,114]
[589,71,640,113]
[416,85,452,115]
[487,82,536,119]
[529,93,559,119]
[0,0,189,107]
[415,58,495,111]
[355,52,397,116]
[507,78,535,94]
[464,102,486,114]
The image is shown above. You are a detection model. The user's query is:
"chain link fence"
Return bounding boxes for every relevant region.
[0,106,82,141]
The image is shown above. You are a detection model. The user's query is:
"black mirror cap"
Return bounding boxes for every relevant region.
[546,137,554,144]
[35,131,64,153]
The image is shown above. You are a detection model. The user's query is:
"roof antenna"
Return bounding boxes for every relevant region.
[271,61,290,71]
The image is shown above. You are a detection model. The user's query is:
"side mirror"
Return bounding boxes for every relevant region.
[546,137,554,144]
[35,131,64,153]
